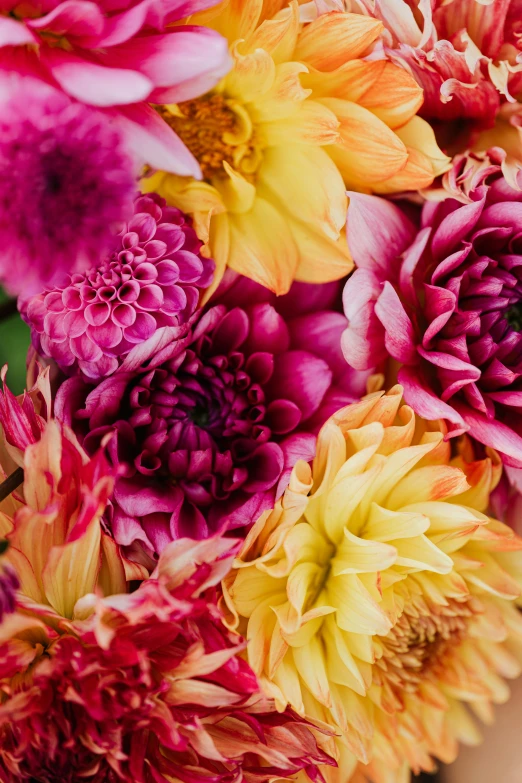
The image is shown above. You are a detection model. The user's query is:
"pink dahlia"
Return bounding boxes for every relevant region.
[342,149,522,468]
[0,0,230,175]
[23,193,214,380]
[55,277,368,559]
[0,81,137,297]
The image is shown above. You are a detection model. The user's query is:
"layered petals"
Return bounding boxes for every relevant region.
[145,2,446,294]
[225,387,522,781]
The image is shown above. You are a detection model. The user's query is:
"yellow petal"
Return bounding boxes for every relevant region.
[396,116,451,178]
[42,515,102,619]
[260,99,339,146]
[332,528,397,575]
[227,195,299,294]
[196,0,263,43]
[225,45,276,103]
[372,147,435,194]
[320,98,408,187]
[259,144,346,240]
[295,13,383,70]
[387,465,470,510]
[251,61,310,123]
[203,211,230,304]
[245,0,299,64]
[215,162,256,213]
[293,222,353,284]
[97,532,127,598]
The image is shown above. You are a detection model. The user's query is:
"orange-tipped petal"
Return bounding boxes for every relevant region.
[320,98,408,187]
[295,12,383,70]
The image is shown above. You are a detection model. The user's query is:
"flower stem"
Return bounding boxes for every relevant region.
[0,467,24,502]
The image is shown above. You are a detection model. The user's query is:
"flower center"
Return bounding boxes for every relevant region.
[375,596,478,694]
[157,93,262,181]
[505,300,522,332]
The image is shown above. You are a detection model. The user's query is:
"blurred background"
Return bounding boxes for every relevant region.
[0,292,30,394]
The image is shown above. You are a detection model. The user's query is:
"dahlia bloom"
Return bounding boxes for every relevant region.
[54,277,368,560]
[0,81,137,297]
[0,422,332,782]
[0,0,230,175]
[22,193,215,380]
[225,386,522,782]
[341,149,522,470]
[345,0,522,152]
[145,0,448,296]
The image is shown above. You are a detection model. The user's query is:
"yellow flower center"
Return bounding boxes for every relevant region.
[375,596,478,694]
[157,93,263,182]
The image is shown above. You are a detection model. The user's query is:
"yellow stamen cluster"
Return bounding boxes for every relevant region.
[158,94,261,181]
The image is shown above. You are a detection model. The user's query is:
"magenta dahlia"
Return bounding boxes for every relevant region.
[0,81,137,297]
[0,0,230,174]
[55,277,368,560]
[23,193,214,380]
[342,149,522,469]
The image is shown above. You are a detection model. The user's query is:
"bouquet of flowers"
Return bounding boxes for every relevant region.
[1,1,522,781]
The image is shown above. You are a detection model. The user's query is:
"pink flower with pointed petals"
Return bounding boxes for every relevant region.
[55,275,370,562]
[0,0,231,175]
[342,149,522,469]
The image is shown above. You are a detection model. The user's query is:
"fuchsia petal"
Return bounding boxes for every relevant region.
[375,282,417,365]
[27,1,105,38]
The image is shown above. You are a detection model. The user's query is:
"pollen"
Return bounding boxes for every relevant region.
[157,93,261,181]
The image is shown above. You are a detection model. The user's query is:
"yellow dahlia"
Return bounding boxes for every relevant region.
[144,0,449,296]
[224,386,522,783]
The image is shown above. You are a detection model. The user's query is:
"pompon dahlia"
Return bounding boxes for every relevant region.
[342,149,522,471]
[144,0,448,296]
[0,0,230,175]
[224,386,522,783]
[0,418,333,783]
[22,193,215,380]
[0,81,137,297]
[54,277,367,561]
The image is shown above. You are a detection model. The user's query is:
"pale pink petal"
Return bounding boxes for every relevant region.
[113,103,201,176]
[346,191,416,278]
[0,17,37,47]
[40,49,153,106]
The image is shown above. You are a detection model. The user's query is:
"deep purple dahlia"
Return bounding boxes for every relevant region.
[23,193,214,380]
[55,278,368,562]
[342,149,522,468]
[0,79,137,297]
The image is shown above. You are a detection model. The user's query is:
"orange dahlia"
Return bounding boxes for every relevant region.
[144,0,449,296]
[225,386,522,782]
